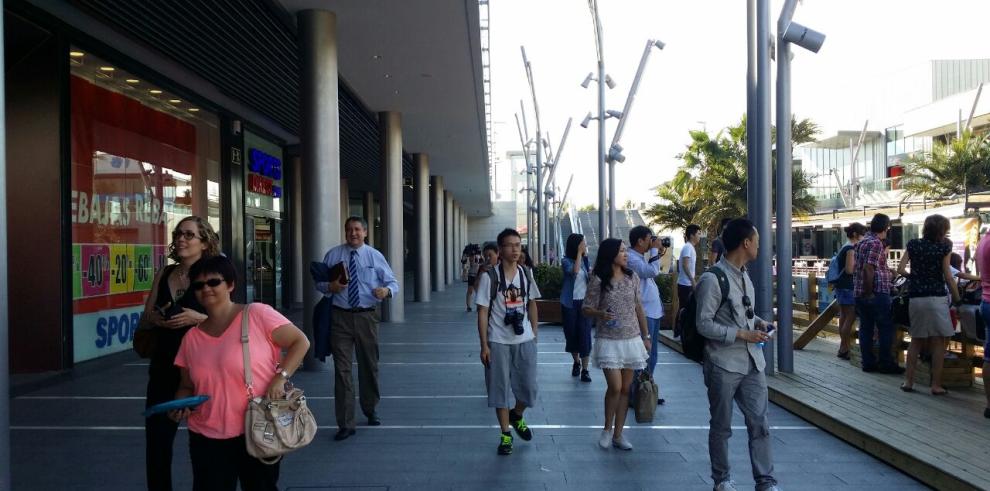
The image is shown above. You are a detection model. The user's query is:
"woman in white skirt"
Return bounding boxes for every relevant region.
[583,238,651,451]
[897,214,961,395]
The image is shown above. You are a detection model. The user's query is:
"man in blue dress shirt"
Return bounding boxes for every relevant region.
[318,216,399,441]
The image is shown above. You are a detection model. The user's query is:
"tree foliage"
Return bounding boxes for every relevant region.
[901,130,990,200]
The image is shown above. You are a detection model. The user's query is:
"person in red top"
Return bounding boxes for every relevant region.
[975,231,990,419]
[169,255,310,491]
[853,213,903,374]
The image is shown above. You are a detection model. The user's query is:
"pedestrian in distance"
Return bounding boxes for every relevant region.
[974,230,990,419]
[317,216,400,441]
[463,244,483,312]
[675,224,702,337]
[833,222,867,360]
[708,218,732,267]
[561,233,593,382]
[853,213,904,374]
[897,214,960,395]
[475,242,499,286]
[582,238,650,451]
[627,226,668,379]
[142,215,220,491]
[476,228,541,455]
[695,218,779,491]
[169,255,310,491]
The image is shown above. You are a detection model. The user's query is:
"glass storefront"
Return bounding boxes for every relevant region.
[243,130,284,310]
[69,49,221,362]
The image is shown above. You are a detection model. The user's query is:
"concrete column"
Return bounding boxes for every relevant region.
[414,154,431,302]
[380,111,404,322]
[0,9,10,485]
[299,9,341,370]
[291,155,304,305]
[431,176,445,292]
[340,178,349,225]
[363,191,375,248]
[445,191,454,285]
[453,204,460,280]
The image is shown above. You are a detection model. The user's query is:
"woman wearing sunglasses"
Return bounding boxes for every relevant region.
[142,216,220,491]
[169,255,310,490]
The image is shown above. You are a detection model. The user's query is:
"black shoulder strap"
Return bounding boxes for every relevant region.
[487,267,499,320]
[710,267,733,319]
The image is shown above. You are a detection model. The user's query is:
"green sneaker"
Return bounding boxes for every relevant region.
[509,410,533,441]
[497,432,513,455]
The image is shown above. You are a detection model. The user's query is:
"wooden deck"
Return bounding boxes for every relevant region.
[659,330,990,491]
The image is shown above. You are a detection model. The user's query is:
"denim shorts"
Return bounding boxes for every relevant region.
[835,288,855,306]
[981,301,990,362]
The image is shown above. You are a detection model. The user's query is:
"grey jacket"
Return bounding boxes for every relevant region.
[695,259,767,374]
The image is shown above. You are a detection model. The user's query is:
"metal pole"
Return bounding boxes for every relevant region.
[522,47,545,263]
[598,58,608,240]
[515,112,534,247]
[0,6,10,486]
[776,0,799,374]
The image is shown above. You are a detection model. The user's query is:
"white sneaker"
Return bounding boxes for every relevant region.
[714,480,738,491]
[598,429,612,449]
[611,434,633,451]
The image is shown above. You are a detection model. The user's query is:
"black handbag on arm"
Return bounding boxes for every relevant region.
[890,276,911,327]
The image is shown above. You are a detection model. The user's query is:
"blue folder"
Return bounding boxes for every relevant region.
[143,395,210,418]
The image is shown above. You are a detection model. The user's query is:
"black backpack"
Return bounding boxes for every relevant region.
[678,267,730,363]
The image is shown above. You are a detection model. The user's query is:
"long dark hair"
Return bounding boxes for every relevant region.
[565,233,584,261]
[592,238,630,293]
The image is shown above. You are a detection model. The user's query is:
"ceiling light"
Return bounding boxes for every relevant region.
[188,108,200,112]
[393,90,400,95]
[372,54,383,60]
[99,66,115,72]
[169,99,182,104]
[69,51,85,58]
[126,79,140,84]
[384,73,391,79]
[149,89,162,94]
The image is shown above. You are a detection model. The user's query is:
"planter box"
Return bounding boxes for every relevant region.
[536,299,562,324]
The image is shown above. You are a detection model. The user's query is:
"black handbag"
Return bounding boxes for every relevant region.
[891,277,911,327]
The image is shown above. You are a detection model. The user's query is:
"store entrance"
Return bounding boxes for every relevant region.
[246,215,282,309]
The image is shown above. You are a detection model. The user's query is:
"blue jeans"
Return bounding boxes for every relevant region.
[646,317,662,376]
[561,300,592,358]
[855,293,895,369]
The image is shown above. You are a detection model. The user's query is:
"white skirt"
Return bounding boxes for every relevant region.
[592,336,648,370]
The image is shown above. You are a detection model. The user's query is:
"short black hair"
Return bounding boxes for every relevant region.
[869,213,890,233]
[718,217,732,234]
[345,216,368,231]
[189,255,238,285]
[629,225,651,247]
[497,228,521,246]
[685,224,701,241]
[482,242,498,254]
[722,218,757,252]
[565,233,585,261]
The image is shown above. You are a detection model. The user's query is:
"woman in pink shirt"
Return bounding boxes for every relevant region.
[169,256,310,490]
[976,232,990,419]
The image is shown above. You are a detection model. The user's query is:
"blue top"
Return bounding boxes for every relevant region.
[560,255,591,308]
[317,243,400,309]
[627,248,664,319]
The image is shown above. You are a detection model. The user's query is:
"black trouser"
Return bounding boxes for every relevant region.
[145,366,180,491]
[188,431,280,491]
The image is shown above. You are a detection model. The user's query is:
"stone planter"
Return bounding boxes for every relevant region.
[536,299,563,324]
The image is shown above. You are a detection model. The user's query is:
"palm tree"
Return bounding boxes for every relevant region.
[643,170,702,231]
[901,130,990,202]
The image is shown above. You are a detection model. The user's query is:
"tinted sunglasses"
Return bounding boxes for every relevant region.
[741,272,755,320]
[173,230,201,241]
[191,278,224,291]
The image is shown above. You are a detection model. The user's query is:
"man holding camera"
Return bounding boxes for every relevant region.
[628,226,668,377]
[476,228,541,456]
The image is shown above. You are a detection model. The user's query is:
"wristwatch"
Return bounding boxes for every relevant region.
[276,369,290,379]
[643,334,651,340]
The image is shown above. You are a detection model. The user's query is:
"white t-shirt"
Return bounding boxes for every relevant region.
[572,266,588,301]
[678,242,697,287]
[475,264,542,345]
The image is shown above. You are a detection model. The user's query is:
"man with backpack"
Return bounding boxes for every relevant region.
[475,228,541,455]
[694,218,779,491]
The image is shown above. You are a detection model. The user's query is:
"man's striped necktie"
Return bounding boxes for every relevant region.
[348,250,361,308]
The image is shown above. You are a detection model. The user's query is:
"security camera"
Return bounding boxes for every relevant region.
[608,144,626,163]
[605,109,623,119]
[581,72,594,89]
[653,39,665,50]
[580,112,593,128]
[782,21,825,53]
[604,74,617,89]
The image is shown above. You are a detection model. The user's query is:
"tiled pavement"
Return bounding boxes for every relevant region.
[11,287,929,490]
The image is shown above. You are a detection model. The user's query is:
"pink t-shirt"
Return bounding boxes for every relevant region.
[174,303,291,439]
[977,233,990,303]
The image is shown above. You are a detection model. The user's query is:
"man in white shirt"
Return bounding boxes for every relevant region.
[476,228,541,456]
[676,224,702,336]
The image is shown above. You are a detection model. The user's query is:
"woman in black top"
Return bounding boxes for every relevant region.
[142,216,221,491]
[896,214,960,395]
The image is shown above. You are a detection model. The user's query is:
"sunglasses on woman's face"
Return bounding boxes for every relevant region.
[191,278,224,291]
[173,230,200,241]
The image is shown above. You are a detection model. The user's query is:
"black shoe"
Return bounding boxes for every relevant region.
[367,414,381,426]
[571,362,581,377]
[984,408,990,419]
[580,369,592,382]
[862,365,878,373]
[334,428,356,441]
[466,306,472,312]
[657,398,666,405]
[497,432,513,455]
[508,410,533,441]
[836,350,850,360]
[878,365,905,375]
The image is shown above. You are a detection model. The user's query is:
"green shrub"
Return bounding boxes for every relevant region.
[654,273,675,303]
[533,263,563,300]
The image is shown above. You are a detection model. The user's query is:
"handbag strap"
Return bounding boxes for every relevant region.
[240,303,255,399]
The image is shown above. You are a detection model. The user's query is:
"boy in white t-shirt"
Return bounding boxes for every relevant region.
[675,224,702,336]
[476,228,541,456]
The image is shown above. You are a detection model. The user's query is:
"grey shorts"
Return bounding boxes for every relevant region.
[485,340,538,409]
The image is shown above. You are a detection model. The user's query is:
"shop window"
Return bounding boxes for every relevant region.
[69,49,221,362]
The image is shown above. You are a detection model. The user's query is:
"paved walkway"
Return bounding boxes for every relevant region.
[11,287,928,490]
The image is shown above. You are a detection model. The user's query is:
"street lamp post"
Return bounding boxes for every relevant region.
[522,46,546,263]
[776,0,825,373]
